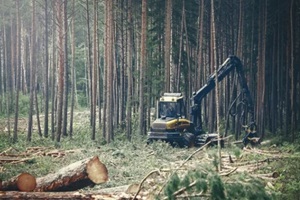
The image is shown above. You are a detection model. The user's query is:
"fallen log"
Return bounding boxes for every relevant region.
[0,191,131,200]
[34,156,108,191]
[1,156,108,192]
[2,173,36,192]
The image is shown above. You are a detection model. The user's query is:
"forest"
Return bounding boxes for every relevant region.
[0,0,300,199]
[0,0,299,143]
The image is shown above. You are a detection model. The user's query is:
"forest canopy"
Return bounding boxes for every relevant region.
[0,0,299,143]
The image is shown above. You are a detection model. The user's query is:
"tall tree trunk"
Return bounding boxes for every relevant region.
[44,0,49,138]
[139,0,147,135]
[35,81,42,137]
[86,0,93,128]
[105,0,114,142]
[13,0,21,142]
[256,0,267,142]
[0,29,2,114]
[69,0,75,138]
[10,15,15,94]
[290,0,295,139]
[164,0,171,92]
[236,0,244,57]
[119,0,126,127]
[197,0,204,90]
[4,25,11,137]
[62,0,69,137]
[211,0,221,172]
[51,1,57,141]
[27,0,37,142]
[91,0,98,140]
[56,0,65,143]
[126,0,133,141]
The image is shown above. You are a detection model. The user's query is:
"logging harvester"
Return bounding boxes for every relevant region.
[147,56,259,147]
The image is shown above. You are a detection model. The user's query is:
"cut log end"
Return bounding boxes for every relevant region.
[87,156,108,184]
[17,173,36,192]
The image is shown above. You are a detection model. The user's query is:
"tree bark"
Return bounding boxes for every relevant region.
[34,156,107,192]
[126,0,133,141]
[105,0,114,142]
[0,191,127,200]
[13,0,21,142]
[2,173,36,192]
[62,0,69,137]
[27,0,37,142]
[1,156,107,193]
[69,0,76,138]
[51,1,57,141]
[211,0,221,172]
[139,0,147,135]
[44,0,49,138]
[56,0,65,143]
[91,0,98,140]
[164,0,171,92]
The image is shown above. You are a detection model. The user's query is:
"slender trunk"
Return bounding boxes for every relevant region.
[27,0,36,142]
[139,0,147,135]
[62,0,69,137]
[35,83,42,137]
[51,2,57,140]
[126,0,133,141]
[91,0,98,140]
[44,0,49,138]
[69,0,75,138]
[56,0,65,143]
[164,0,171,92]
[290,0,295,139]
[211,0,221,171]
[13,0,21,142]
[105,0,114,142]
[176,4,184,92]
[197,0,204,90]
[3,20,11,137]
[86,0,93,127]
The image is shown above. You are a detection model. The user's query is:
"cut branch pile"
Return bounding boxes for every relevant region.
[129,145,289,199]
[0,147,81,165]
[0,147,80,159]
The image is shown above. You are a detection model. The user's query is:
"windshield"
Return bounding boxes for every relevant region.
[159,102,178,118]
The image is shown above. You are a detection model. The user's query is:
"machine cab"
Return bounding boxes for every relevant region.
[158,93,185,119]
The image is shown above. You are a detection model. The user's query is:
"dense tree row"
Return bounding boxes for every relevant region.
[0,0,299,143]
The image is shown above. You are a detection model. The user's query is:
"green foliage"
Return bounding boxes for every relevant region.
[163,168,272,200]
[165,173,180,200]
[18,94,31,116]
[0,93,44,118]
[225,175,272,200]
[275,155,300,199]
[210,175,225,200]
[232,147,242,158]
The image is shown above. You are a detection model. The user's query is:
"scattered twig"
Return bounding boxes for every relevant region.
[158,140,212,195]
[133,169,160,199]
[163,180,198,200]
[219,167,237,176]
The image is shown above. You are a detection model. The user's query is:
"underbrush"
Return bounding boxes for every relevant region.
[1,129,299,199]
[0,128,185,189]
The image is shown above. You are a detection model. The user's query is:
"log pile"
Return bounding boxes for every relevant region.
[0,156,108,193]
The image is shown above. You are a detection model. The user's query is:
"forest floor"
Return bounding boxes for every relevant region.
[0,112,299,199]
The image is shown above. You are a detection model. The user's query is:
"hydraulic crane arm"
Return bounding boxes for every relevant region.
[191,56,255,133]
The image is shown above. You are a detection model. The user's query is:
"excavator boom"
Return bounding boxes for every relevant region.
[148,56,258,147]
[191,55,257,145]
